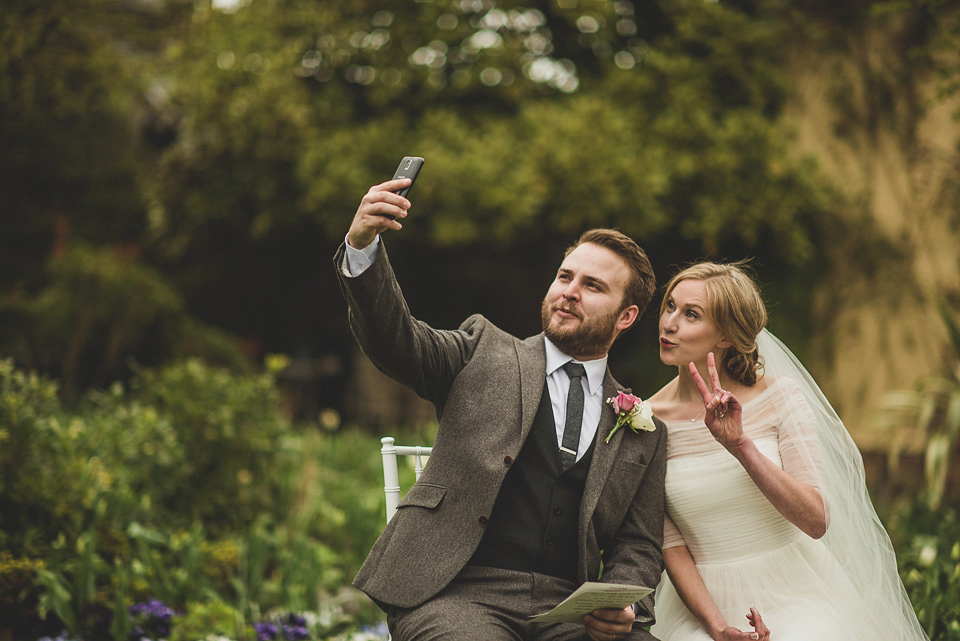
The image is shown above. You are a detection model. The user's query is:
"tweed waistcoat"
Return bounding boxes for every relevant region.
[468,380,595,582]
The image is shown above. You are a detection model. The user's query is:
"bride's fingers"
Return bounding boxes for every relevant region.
[709,394,726,419]
[718,390,733,411]
[747,608,770,638]
[705,387,731,411]
[707,352,723,393]
[702,355,737,419]
[687,361,712,401]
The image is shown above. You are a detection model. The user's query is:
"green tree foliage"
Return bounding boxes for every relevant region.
[1,0,839,396]
[0,245,248,400]
[0,0,239,397]
[0,0,186,286]
[113,0,837,384]
[147,0,828,255]
[871,0,960,116]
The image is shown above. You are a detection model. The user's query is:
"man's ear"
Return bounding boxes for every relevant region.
[616,305,640,332]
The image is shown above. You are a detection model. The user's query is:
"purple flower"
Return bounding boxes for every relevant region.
[129,599,174,621]
[282,613,307,625]
[128,599,176,640]
[254,621,280,641]
[253,613,311,641]
[279,613,309,640]
[282,625,309,641]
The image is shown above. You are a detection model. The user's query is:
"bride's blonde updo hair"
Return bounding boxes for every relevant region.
[660,261,768,386]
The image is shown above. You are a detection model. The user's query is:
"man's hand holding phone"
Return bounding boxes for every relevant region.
[347,157,424,250]
[346,179,411,250]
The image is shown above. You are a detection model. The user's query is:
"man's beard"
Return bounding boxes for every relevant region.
[541,298,620,358]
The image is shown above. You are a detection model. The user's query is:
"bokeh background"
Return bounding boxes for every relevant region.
[1,1,959,639]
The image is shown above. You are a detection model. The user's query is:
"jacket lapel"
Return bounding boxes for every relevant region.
[580,372,622,528]
[517,334,547,443]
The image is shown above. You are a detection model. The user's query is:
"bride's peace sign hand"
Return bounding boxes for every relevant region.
[688,352,744,449]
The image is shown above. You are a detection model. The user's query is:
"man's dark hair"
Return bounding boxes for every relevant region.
[566,229,656,316]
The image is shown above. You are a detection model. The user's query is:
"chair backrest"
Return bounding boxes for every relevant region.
[380,436,433,523]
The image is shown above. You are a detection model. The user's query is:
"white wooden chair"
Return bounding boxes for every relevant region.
[378,437,433,640]
[380,436,433,523]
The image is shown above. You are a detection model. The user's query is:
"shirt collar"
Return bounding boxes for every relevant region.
[544,336,608,396]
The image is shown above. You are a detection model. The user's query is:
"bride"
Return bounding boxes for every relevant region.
[647,262,928,641]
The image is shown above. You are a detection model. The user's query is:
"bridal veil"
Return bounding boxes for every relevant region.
[756,329,928,640]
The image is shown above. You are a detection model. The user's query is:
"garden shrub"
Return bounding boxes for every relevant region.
[168,600,245,641]
[0,551,44,602]
[0,357,413,638]
[0,355,289,554]
[0,359,98,555]
[0,551,46,631]
[887,502,960,641]
[272,429,387,572]
[127,359,289,534]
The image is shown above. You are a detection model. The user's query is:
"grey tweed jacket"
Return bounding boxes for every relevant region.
[336,242,666,621]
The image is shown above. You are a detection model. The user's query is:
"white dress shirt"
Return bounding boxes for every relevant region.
[543,338,606,463]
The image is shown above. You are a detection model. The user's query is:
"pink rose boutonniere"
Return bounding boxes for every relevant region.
[604,391,656,443]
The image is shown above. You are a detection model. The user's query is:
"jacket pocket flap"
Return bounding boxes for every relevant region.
[397,483,446,509]
[613,459,647,474]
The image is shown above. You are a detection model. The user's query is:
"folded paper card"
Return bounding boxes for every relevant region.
[529,582,653,624]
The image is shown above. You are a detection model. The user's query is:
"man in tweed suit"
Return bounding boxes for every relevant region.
[336,177,667,641]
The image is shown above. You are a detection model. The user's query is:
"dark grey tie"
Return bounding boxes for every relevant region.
[560,362,587,471]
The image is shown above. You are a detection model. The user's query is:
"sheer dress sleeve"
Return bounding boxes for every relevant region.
[769,377,826,494]
[662,512,686,550]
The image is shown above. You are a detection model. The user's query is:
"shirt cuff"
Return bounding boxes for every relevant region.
[341,234,381,277]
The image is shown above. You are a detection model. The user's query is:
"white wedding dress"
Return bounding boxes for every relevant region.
[650,376,893,641]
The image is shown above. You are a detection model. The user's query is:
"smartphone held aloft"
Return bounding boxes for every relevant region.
[391,156,424,198]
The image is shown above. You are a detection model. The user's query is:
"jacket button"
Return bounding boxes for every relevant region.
[503,455,514,466]
[479,516,489,526]
[545,535,554,545]
[553,505,562,515]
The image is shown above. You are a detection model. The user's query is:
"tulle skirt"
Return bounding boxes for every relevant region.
[650,534,877,641]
